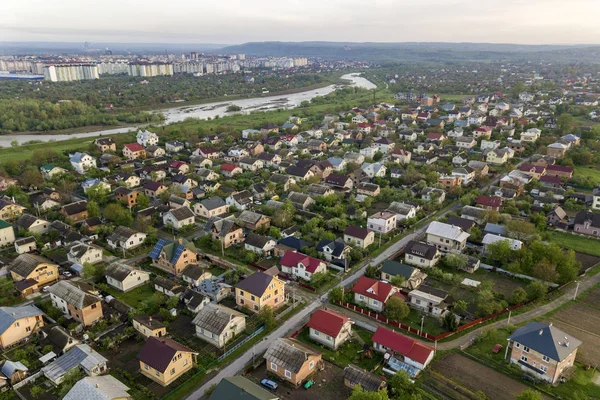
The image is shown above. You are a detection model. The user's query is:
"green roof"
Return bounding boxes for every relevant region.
[0,220,12,230]
[41,164,55,171]
[381,260,416,279]
[209,376,278,400]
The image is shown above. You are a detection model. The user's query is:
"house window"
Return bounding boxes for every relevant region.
[240,291,244,297]
[183,359,188,366]
[170,368,176,375]
[285,370,292,379]
[173,356,177,362]
[178,353,182,359]
[26,327,31,332]
[313,330,319,336]
[145,364,149,370]
[415,299,421,305]
[358,295,364,301]
[521,356,528,362]
[91,304,97,309]
[540,365,547,373]
[156,371,160,376]
[270,362,278,372]
[309,361,315,369]
[542,355,550,363]
[14,322,19,328]
[515,343,520,348]
[253,305,259,311]
[251,295,255,301]
[523,346,530,353]
[372,300,379,306]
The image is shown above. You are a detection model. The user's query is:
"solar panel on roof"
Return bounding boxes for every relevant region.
[170,244,185,264]
[149,239,167,259]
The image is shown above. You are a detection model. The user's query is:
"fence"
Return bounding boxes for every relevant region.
[13,371,43,389]
[217,326,265,362]
[480,263,559,288]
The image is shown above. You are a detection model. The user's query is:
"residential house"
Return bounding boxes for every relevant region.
[136,130,159,147]
[69,152,96,174]
[114,187,141,208]
[14,237,36,255]
[438,175,462,190]
[324,174,353,190]
[244,233,276,256]
[48,281,103,327]
[93,138,116,152]
[545,165,573,179]
[226,190,253,211]
[67,241,103,265]
[288,192,315,211]
[473,126,492,139]
[209,376,278,400]
[507,322,580,384]
[59,201,88,223]
[421,187,446,204]
[425,221,470,253]
[390,149,411,164]
[547,143,568,159]
[286,166,314,181]
[344,226,375,249]
[163,206,195,230]
[206,217,244,248]
[486,148,510,165]
[404,241,440,268]
[482,234,523,252]
[138,337,197,386]
[149,238,198,275]
[40,164,67,180]
[165,140,185,153]
[194,197,229,218]
[388,202,418,222]
[352,276,397,313]
[63,376,131,400]
[154,276,184,297]
[192,304,246,348]
[367,211,397,235]
[105,262,151,292]
[264,338,322,386]
[343,365,386,393]
[181,264,211,287]
[381,261,427,290]
[371,326,434,374]
[167,160,190,175]
[0,198,26,221]
[573,211,600,237]
[357,182,380,197]
[408,284,450,318]
[15,214,49,234]
[476,195,502,211]
[9,253,58,294]
[460,206,487,225]
[237,210,270,231]
[456,136,477,149]
[146,145,166,158]
[0,306,44,349]
[239,157,264,172]
[279,251,327,281]
[133,315,167,338]
[361,162,386,178]
[123,143,146,160]
[220,163,243,177]
[42,344,107,385]
[307,309,352,350]
[235,267,285,312]
[143,181,168,199]
[546,206,568,227]
[0,220,15,247]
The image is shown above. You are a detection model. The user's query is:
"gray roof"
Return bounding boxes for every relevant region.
[1,361,28,378]
[264,338,319,373]
[105,262,142,282]
[192,303,245,335]
[404,241,438,260]
[237,210,265,225]
[167,206,195,221]
[207,217,241,237]
[200,196,226,211]
[0,305,42,335]
[209,376,278,400]
[9,253,53,278]
[181,264,206,281]
[426,221,470,242]
[63,376,130,400]
[509,322,581,362]
[42,344,107,382]
[67,241,96,259]
[15,214,42,230]
[106,226,139,243]
[460,205,487,219]
[343,365,383,392]
[244,233,272,249]
[47,281,100,309]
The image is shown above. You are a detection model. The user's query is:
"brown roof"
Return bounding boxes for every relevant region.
[137,337,196,373]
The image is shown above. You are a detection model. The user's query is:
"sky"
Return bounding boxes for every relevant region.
[2,0,600,45]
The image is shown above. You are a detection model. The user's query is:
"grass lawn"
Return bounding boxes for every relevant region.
[104,283,154,308]
[574,165,600,186]
[0,136,100,164]
[207,265,226,276]
[547,231,600,257]
[296,327,383,372]
[399,309,446,336]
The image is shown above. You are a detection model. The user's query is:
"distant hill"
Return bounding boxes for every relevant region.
[0,41,224,55]
[221,41,600,63]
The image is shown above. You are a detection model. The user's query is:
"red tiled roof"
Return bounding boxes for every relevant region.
[371,326,434,365]
[198,146,217,154]
[280,251,324,273]
[307,309,349,338]
[220,163,238,172]
[519,164,545,173]
[344,226,371,239]
[475,126,492,132]
[352,276,394,303]
[476,195,502,208]
[168,160,186,168]
[427,133,444,140]
[124,143,144,152]
[546,165,573,173]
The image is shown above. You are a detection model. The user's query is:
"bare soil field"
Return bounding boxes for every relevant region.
[551,303,600,335]
[580,286,600,309]
[433,353,551,400]
[575,252,600,271]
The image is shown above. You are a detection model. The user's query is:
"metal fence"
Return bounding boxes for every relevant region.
[217,325,265,362]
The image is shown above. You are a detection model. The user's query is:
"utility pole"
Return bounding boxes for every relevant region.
[507,309,512,326]
[573,281,581,301]
[221,237,224,257]
[420,315,425,335]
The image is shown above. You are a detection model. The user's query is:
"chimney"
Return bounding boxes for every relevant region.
[178,238,183,245]
[149,316,152,322]
[96,384,99,388]
[539,329,543,335]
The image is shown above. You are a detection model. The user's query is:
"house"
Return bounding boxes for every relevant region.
[0,198,26,221]
[192,304,246,348]
[352,276,397,312]
[14,237,36,255]
[239,157,263,172]
[381,261,427,290]
[1,360,29,385]
[286,166,314,181]
[138,337,197,386]
[367,211,397,234]
[220,163,243,177]
[149,238,198,275]
[48,281,103,327]
[359,183,382,196]
[209,376,278,400]
[476,195,502,211]
[287,192,315,211]
[196,146,220,159]
[40,164,67,180]
[143,181,168,198]
[42,344,107,385]
[460,206,487,225]
[408,285,450,317]
[438,175,462,190]
[114,187,141,208]
[486,148,510,165]
[163,206,195,230]
[93,138,117,152]
[123,143,146,160]
[264,338,322,386]
[344,226,375,249]
[9,253,58,294]
[482,234,523,252]
[404,241,441,268]
[206,217,244,248]
[105,262,151,292]
[235,267,285,312]
[132,315,167,338]
[107,226,147,250]
[452,167,476,185]
[473,126,492,139]
[245,233,276,256]
[167,160,190,175]
[136,130,159,147]
[280,251,327,281]
[307,184,335,198]
[547,143,568,159]
[371,326,434,375]
[361,162,386,178]
[146,145,166,158]
[521,129,541,143]
[165,140,185,153]
[390,149,411,164]
[573,211,600,237]
[545,165,573,179]
[237,210,270,231]
[180,264,211,287]
[69,152,96,174]
[154,276,184,297]
[421,187,446,204]
[547,206,568,227]
[343,365,386,392]
[226,190,253,211]
[67,241,103,265]
[0,306,44,349]
[15,214,49,235]
[308,309,352,350]
[426,221,470,253]
[38,325,78,356]
[507,322,581,384]
[325,174,353,190]
[59,201,88,223]
[194,197,229,218]
[0,219,15,248]
[63,376,131,400]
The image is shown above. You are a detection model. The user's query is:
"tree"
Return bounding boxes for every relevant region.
[510,287,527,305]
[20,169,43,187]
[272,200,295,228]
[136,193,150,209]
[268,226,281,239]
[526,281,547,301]
[257,306,277,330]
[364,265,378,279]
[103,203,133,226]
[330,286,344,303]
[444,254,468,271]
[506,220,538,243]
[443,311,458,332]
[532,260,558,283]
[388,370,422,399]
[86,184,111,203]
[390,275,405,288]
[310,272,330,288]
[348,385,388,400]
[453,299,468,314]
[384,297,410,321]
[516,389,543,400]
[485,239,513,264]
[87,200,100,218]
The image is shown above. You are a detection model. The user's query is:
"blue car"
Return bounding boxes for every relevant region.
[261,379,278,390]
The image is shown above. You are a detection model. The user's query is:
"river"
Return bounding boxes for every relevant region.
[0,73,376,147]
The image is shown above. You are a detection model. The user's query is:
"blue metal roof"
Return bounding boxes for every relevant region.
[149,239,167,260]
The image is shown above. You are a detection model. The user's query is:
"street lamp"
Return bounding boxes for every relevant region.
[573,280,581,301]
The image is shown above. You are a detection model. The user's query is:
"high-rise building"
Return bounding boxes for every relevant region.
[43,64,100,82]
[127,62,174,77]
[97,62,129,75]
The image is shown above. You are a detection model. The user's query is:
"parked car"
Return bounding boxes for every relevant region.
[261,379,278,390]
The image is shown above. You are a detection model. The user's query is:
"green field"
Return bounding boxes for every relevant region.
[0,135,101,164]
[104,283,154,308]
[574,165,600,185]
[547,231,600,257]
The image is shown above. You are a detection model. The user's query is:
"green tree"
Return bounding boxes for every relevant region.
[388,370,422,399]
[526,281,547,301]
[384,297,410,321]
[516,389,543,400]
[136,193,151,209]
[443,311,458,332]
[348,385,389,400]
[87,200,100,218]
[485,239,513,264]
[364,265,378,279]
[103,203,133,226]
[86,184,111,203]
[310,272,331,288]
[390,275,405,288]
[257,306,277,330]
[506,220,538,243]
[268,226,281,239]
[444,254,468,271]
[453,299,468,314]
[330,286,344,303]
[509,287,527,305]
